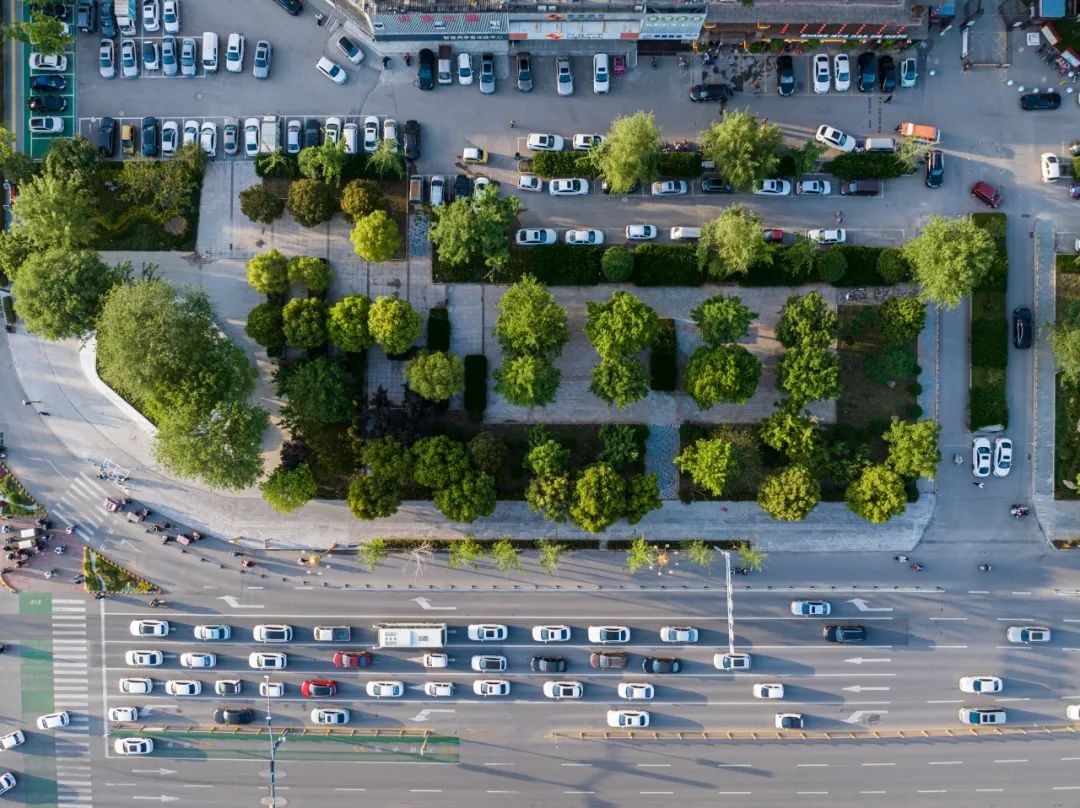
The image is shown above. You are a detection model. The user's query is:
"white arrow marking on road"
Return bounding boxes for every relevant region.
[131,769,176,776]
[132,797,179,802]
[409,708,456,723]
[847,598,894,612]
[845,710,889,724]
[216,596,264,609]
[411,597,456,611]
[844,657,892,664]
[842,685,891,693]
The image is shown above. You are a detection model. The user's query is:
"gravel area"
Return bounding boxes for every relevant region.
[645,424,680,500]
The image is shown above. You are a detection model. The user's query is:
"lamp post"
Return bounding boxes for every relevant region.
[264,675,287,806]
[719,549,736,655]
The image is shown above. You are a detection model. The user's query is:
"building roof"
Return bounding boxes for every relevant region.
[706,0,923,26]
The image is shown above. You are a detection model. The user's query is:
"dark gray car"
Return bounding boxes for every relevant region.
[516,52,533,92]
[480,52,495,94]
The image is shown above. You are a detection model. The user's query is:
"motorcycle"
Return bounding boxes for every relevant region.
[54,545,65,556]
[1010,504,1029,518]
[651,55,658,69]
[404,53,412,66]
[910,563,924,572]
[382,55,390,69]
[979,564,992,572]
[148,598,165,608]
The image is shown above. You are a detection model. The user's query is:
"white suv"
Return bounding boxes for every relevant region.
[225,33,245,73]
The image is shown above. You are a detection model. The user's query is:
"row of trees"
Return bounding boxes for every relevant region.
[1,1,72,56]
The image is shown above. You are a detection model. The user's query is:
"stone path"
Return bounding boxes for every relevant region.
[644,424,680,499]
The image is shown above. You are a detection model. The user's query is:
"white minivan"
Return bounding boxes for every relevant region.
[201,32,218,73]
[670,226,701,241]
[593,53,610,94]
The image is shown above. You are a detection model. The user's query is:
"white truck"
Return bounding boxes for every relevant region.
[313,626,351,642]
[113,0,136,36]
[259,116,280,154]
[374,622,446,649]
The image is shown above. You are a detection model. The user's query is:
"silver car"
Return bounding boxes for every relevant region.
[222,117,239,156]
[99,39,115,78]
[120,38,139,78]
[285,119,302,155]
[555,54,573,96]
[252,39,271,80]
[200,121,217,157]
[161,36,177,76]
[180,37,197,77]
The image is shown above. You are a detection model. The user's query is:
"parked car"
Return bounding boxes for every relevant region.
[30,74,66,92]
[565,229,604,246]
[244,118,260,157]
[812,53,830,94]
[993,437,1012,478]
[796,179,831,195]
[429,175,446,206]
[316,57,347,85]
[303,118,321,148]
[140,116,158,157]
[926,149,944,188]
[457,52,473,85]
[815,124,855,152]
[100,0,118,37]
[515,228,557,246]
[180,37,197,77]
[162,0,179,33]
[900,56,917,88]
[807,228,846,245]
[878,55,896,92]
[572,134,604,151]
[701,176,733,194]
[160,120,179,157]
[1041,152,1061,182]
[527,133,564,151]
[516,52,533,92]
[142,0,160,31]
[199,121,217,157]
[99,39,115,78]
[651,179,687,196]
[480,52,495,94]
[252,39,271,79]
[625,224,657,241]
[142,40,159,71]
[29,53,67,72]
[28,96,66,112]
[1013,306,1032,349]
[97,117,116,156]
[337,35,364,64]
[857,52,876,92]
[1020,91,1061,110]
[403,119,420,160]
[972,437,992,477]
[363,115,379,152]
[223,118,239,156]
[324,117,341,145]
[689,83,729,102]
[549,178,589,196]
[754,179,792,196]
[225,32,245,73]
[555,54,573,96]
[182,119,198,147]
[120,39,138,78]
[776,55,794,96]
[28,116,63,134]
[593,52,609,94]
[834,53,850,91]
[271,0,303,14]
[971,180,1002,208]
[416,48,434,90]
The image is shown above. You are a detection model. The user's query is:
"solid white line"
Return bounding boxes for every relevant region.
[563,791,594,795]
[717,791,752,795]
[1061,757,1080,761]
[917,790,947,794]
[483,763,515,767]
[181,784,212,788]
[486,790,517,794]
[409,789,442,793]
[1052,786,1080,791]
[994,758,1028,763]
[1011,592,1033,596]
[636,763,670,767]
[861,762,895,767]
[997,698,1031,702]
[333,788,366,791]
[975,788,1004,792]
[561,763,592,767]
[860,791,887,795]
[926,699,962,704]
[717,764,752,768]
[928,761,962,765]
[796,763,828,767]
[1064,619,1080,623]
[968,590,990,594]
[932,645,969,649]
[640,792,673,795]
[996,617,1037,621]
[928,617,968,621]
[796,792,828,795]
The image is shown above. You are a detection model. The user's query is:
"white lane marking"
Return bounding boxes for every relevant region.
[917,790,948,794]
[968,590,990,594]
[486,791,517,794]
[797,763,828,767]
[563,791,595,795]
[927,761,963,765]
[640,792,674,795]
[860,791,887,795]
[1062,757,1080,761]
[561,763,592,767]
[996,617,1037,621]
[717,792,752,795]
[181,785,212,788]
[928,617,968,621]
[1064,619,1080,623]
[1011,592,1033,596]
[994,759,1028,763]
[796,792,828,795]
[975,788,1004,792]
[409,790,442,793]
[636,763,671,768]
[717,764,752,768]
[1052,786,1080,791]
[847,598,893,612]
[483,763,515,767]
[861,762,896,767]
[927,699,963,704]
[997,698,1031,702]
[932,645,969,649]
[333,788,366,792]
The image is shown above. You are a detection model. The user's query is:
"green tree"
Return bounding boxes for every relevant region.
[864,345,917,385]
[5,11,73,55]
[468,432,508,475]
[494,354,561,407]
[281,298,327,350]
[362,436,414,487]
[1052,321,1080,384]
[625,473,662,524]
[585,291,659,359]
[537,539,567,574]
[368,295,422,356]
[526,438,570,477]
[883,417,940,480]
[697,204,769,279]
[777,291,837,348]
[526,474,573,523]
[624,536,658,574]
[569,463,626,533]
[877,247,910,284]
[11,249,115,340]
[261,463,318,513]
[246,249,289,295]
[119,144,205,214]
[13,173,97,251]
[601,246,634,282]
[494,275,569,357]
[683,344,762,409]
[780,238,817,282]
[759,405,826,467]
[350,209,401,262]
[787,140,828,175]
[700,111,783,191]
[0,125,37,184]
[286,178,337,227]
[411,435,471,490]
[691,293,758,345]
[245,302,285,350]
[674,438,734,497]
[356,538,390,571]
[327,295,372,353]
[447,536,487,569]
[154,401,268,491]
[279,357,355,427]
[42,135,103,192]
[756,465,820,521]
[429,184,522,272]
[366,137,406,180]
[878,296,926,345]
[683,539,715,570]
[287,256,332,294]
[777,344,842,406]
[297,141,348,187]
[903,215,998,308]
[348,475,402,520]
[404,350,465,402]
[339,179,385,221]
[816,248,847,284]
[846,464,907,523]
[736,541,768,571]
[255,149,296,179]
[238,184,285,225]
[598,424,642,468]
[435,472,497,523]
[590,356,650,408]
[592,110,662,194]
[490,537,522,575]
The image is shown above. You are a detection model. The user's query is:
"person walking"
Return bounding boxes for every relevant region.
[884,94,893,103]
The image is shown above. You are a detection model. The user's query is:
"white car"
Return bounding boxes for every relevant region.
[753,179,792,196]
[470,655,507,672]
[526,133,564,151]
[515,228,557,246]
[815,125,856,152]
[549,178,589,196]
[588,626,630,644]
[423,653,449,668]
[36,712,69,730]
[316,57,347,85]
[543,680,583,700]
[625,224,657,241]
[555,54,573,96]
[972,437,992,478]
[114,737,154,756]
[1006,625,1051,643]
[160,120,179,157]
[993,438,1012,477]
[141,0,160,31]
[473,679,511,697]
[593,53,609,94]
[99,39,115,79]
[607,709,649,728]
[244,118,260,157]
[225,33,245,73]
[618,682,654,700]
[311,708,350,725]
[790,600,831,616]
[0,773,14,796]
[285,119,302,155]
[337,35,364,64]
[29,53,67,72]
[659,626,698,643]
[807,228,846,245]
[754,683,785,699]
[28,117,63,134]
[518,175,543,192]
[651,179,688,196]
[165,680,201,696]
[160,37,178,76]
[366,680,404,698]
[119,678,153,695]
[130,620,169,637]
[1041,152,1061,182]
[572,134,604,151]
[382,118,398,151]
[253,625,292,643]
[363,115,380,153]
[474,177,492,196]
[1067,704,1080,721]
[120,39,138,78]
[323,116,341,146]
[714,652,752,670]
[533,625,571,643]
[424,682,455,697]
[260,681,285,698]
[776,712,804,729]
[834,53,851,91]
[342,122,358,155]
[182,119,198,147]
[796,179,831,196]
[468,624,508,642]
[200,121,217,157]
[0,731,24,750]
[162,0,180,33]
[125,650,163,667]
[252,39,271,80]
[457,52,474,85]
[194,624,231,641]
[249,652,287,670]
[959,676,1003,694]
[108,707,139,723]
[565,229,604,246]
[812,53,830,93]
[214,679,241,696]
[180,652,216,668]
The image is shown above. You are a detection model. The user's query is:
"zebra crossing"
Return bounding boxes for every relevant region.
[51,598,93,808]
[49,472,113,544]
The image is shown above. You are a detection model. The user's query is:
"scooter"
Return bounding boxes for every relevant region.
[651,55,658,69]
[148,598,165,608]
[978,564,992,572]
[382,55,390,69]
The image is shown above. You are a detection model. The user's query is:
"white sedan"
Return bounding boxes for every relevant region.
[36,712,69,730]
[99,39,115,78]
[130,620,169,637]
[316,56,347,85]
[199,121,217,157]
[532,625,571,643]
[114,737,154,755]
[248,652,287,670]
[543,680,583,699]
[588,626,630,644]
[363,115,380,153]
[796,179,831,196]
[565,229,604,246]
[125,650,163,667]
[468,624,508,642]
[471,655,507,672]
[526,133,564,151]
[424,682,455,697]
[194,624,231,641]
[0,731,24,750]
[165,680,201,696]
[366,681,404,698]
[160,120,179,157]
[812,53,830,93]
[753,683,785,699]
[1041,152,1061,183]
[549,178,590,196]
[618,682,654,700]
[607,709,649,728]
[993,438,1012,477]
[0,773,14,796]
[142,0,160,31]
[815,125,856,152]
[972,437,992,478]
[473,679,511,697]
[753,179,792,196]
[714,652,752,670]
[834,53,851,91]
[180,652,216,668]
[162,0,180,33]
[790,600,831,616]
[807,228,846,245]
[182,119,198,147]
[518,175,543,192]
[515,228,557,246]
[108,707,139,722]
[572,134,604,151]
[625,224,657,241]
[244,118,260,157]
[659,626,698,643]
[959,676,1003,694]
[311,708,350,725]
[119,678,153,695]
[651,179,688,196]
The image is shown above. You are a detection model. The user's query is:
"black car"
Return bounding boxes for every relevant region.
[97,116,116,157]
[776,55,794,97]
[28,95,66,112]
[701,175,733,194]
[30,75,66,92]
[453,174,471,199]
[689,83,728,102]
[601,179,642,195]
[925,149,944,188]
[403,119,420,160]
[877,55,896,93]
[270,0,303,14]
[530,656,567,673]
[140,116,158,158]
[642,657,681,674]
[416,48,435,91]
[823,624,866,643]
[214,707,255,725]
[303,118,321,148]
[516,52,533,92]
[99,0,117,37]
[77,0,96,32]
[857,52,876,92]
[1013,307,1033,349]
[1020,91,1061,110]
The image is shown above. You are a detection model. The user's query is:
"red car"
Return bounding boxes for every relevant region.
[334,651,373,669]
[762,229,784,244]
[301,679,337,698]
[970,181,1002,208]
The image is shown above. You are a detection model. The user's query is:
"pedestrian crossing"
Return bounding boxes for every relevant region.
[50,472,112,543]
[51,598,93,808]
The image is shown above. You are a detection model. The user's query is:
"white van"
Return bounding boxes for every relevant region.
[862,137,896,153]
[201,32,219,73]
[593,53,610,94]
[670,226,701,241]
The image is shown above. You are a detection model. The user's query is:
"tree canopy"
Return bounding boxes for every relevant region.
[281,298,328,350]
[429,184,522,272]
[570,463,626,533]
[13,173,98,253]
[494,275,569,358]
[700,111,783,191]
[776,344,842,406]
[278,357,356,427]
[883,417,940,480]
[585,291,659,359]
[433,471,496,523]
[759,405,826,468]
[339,179,385,221]
[683,344,762,409]
[245,302,285,351]
[776,291,837,349]
[757,465,820,521]
[903,215,998,308]
[494,354,561,407]
[287,178,337,227]
[691,293,757,345]
[246,249,289,296]
[845,464,907,523]
[297,141,348,187]
[287,256,332,293]
[367,296,422,356]
[404,351,465,401]
[878,295,926,345]
[238,184,284,225]
[327,295,372,353]
[12,248,116,340]
[154,400,268,491]
[697,205,769,279]
[261,464,318,513]
[350,209,401,262]
[592,111,662,194]
[674,437,734,497]
[590,356,651,408]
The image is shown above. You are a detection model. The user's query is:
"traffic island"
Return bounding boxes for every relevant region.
[83,548,159,594]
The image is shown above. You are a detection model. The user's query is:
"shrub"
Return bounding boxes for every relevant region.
[601,246,634,282]
[864,345,918,384]
[970,384,1008,429]
[340,179,386,221]
[971,317,1007,369]
[877,247,910,283]
[254,151,298,179]
[532,152,596,178]
[829,245,881,286]
[427,306,451,352]
[281,298,328,350]
[598,424,643,468]
[403,351,465,402]
[520,243,604,285]
[368,295,423,357]
[878,296,926,345]
[632,243,703,286]
[469,432,508,475]
[826,152,908,180]
[246,249,289,295]
[683,344,762,409]
[650,318,677,391]
[464,354,488,420]
[590,356,650,408]
[656,152,702,177]
[287,256,332,294]
[287,178,337,227]
[350,209,401,262]
[239,183,284,224]
[816,249,847,284]
[494,354,560,407]
[246,302,285,350]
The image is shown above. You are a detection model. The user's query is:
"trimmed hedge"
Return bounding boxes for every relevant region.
[427,306,450,352]
[632,244,703,286]
[970,384,1008,430]
[464,354,488,421]
[511,244,604,285]
[971,317,1007,369]
[969,212,1008,431]
[532,152,596,178]
[650,318,677,391]
[826,152,909,180]
[657,152,703,177]
[972,212,1008,294]
[831,245,886,286]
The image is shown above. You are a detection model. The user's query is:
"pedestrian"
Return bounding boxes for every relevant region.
[513,151,521,161]
[884,94,893,103]
[509,119,516,128]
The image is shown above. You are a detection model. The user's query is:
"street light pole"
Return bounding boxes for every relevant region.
[720,549,735,655]
[264,675,287,806]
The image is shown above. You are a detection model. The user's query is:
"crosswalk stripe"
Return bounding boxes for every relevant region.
[52,599,86,605]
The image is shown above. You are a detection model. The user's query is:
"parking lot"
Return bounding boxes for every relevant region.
[24,4,76,159]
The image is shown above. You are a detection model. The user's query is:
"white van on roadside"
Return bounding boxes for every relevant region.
[201,32,219,73]
[670,226,701,241]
